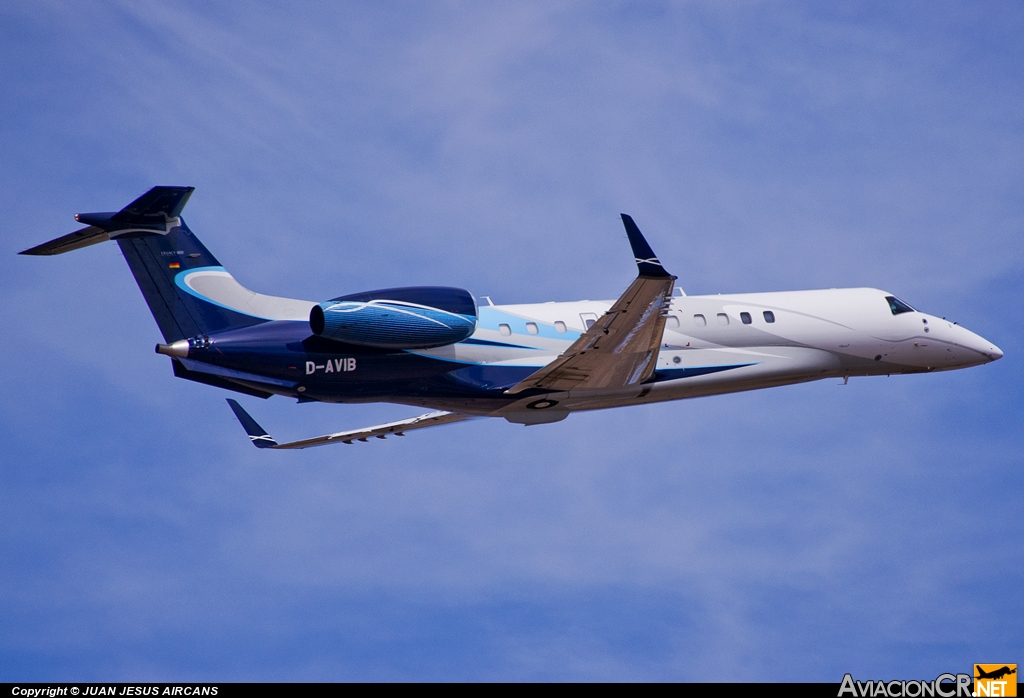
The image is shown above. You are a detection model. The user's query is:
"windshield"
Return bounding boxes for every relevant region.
[886,296,915,315]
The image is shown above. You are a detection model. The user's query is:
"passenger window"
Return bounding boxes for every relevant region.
[740,312,752,325]
[717,313,729,326]
[526,322,539,335]
[499,323,511,336]
[580,312,598,329]
[763,311,775,323]
[694,314,706,327]
[666,316,680,329]
[554,321,566,333]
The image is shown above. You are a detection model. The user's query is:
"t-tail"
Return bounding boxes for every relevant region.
[20,186,275,342]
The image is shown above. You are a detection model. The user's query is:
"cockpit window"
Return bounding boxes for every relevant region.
[886,296,915,315]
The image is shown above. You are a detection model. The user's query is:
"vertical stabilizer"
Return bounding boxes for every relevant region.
[116,221,265,342]
[21,186,270,342]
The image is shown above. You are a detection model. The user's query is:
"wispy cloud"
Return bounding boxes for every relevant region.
[1,0,1021,681]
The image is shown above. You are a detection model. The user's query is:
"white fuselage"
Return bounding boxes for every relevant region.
[161,266,1003,419]
[414,287,1002,416]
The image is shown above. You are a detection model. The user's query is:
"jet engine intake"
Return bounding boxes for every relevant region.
[310,286,477,349]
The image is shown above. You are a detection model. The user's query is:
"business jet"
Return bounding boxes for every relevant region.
[20,187,1003,449]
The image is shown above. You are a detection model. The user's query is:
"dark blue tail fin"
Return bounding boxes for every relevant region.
[116,220,267,342]
[21,186,268,342]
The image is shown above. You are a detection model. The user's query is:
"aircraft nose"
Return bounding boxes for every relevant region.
[958,326,1002,362]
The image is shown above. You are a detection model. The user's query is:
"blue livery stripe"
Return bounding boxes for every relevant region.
[172,266,270,318]
[459,337,540,350]
[652,363,756,381]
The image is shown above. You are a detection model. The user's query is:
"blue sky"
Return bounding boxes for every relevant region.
[1,0,1021,681]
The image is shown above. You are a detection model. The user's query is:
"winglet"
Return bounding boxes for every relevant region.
[621,214,672,278]
[226,399,279,448]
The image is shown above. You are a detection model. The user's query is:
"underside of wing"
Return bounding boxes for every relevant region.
[226,399,477,449]
[506,214,676,395]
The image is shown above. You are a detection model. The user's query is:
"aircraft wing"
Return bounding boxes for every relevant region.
[505,214,676,395]
[226,399,476,449]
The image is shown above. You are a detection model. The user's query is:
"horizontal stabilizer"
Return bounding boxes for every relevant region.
[19,226,109,256]
[225,399,476,449]
[19,186,195,256]
[114,186,194,223]
[75,185,194,233]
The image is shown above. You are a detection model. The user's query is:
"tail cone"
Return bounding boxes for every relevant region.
[155,340,190,358]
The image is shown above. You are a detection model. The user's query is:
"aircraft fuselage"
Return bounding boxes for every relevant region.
[174,286,1002,421]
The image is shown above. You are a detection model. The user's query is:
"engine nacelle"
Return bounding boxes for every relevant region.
[309,286,477,349]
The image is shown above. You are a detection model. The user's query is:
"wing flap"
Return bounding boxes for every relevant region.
[506,275,674,393]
